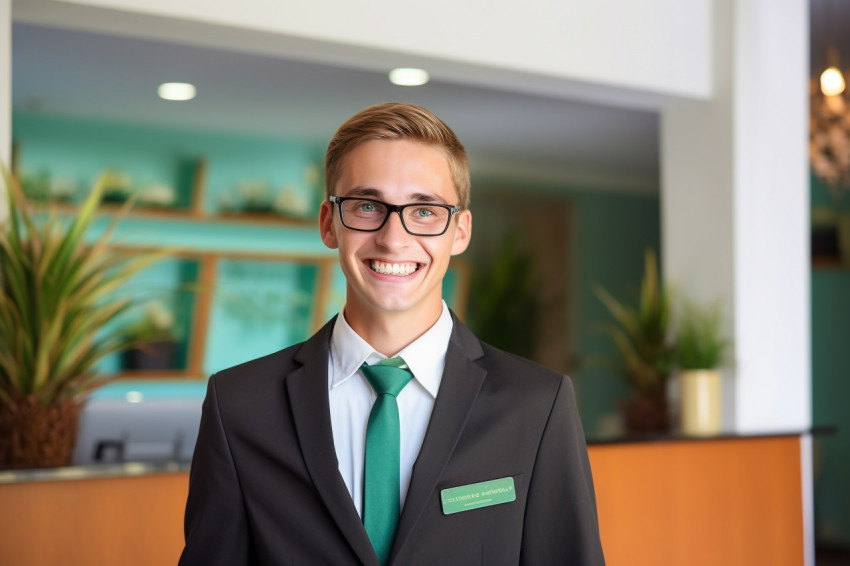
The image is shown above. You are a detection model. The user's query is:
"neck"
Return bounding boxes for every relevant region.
[344,303,443,357]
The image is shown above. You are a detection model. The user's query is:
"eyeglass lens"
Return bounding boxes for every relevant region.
[340,199,451,235]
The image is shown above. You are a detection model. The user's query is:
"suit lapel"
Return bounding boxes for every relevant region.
[389,317,486,563]
[287,318,379,566]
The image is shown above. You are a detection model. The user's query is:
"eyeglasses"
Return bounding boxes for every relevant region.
[329,196,461,236]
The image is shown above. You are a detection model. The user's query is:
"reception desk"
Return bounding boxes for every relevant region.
[588,433,807,566]
[0,433,808,566]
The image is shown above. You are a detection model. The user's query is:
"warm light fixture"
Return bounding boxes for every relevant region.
[821,46,846,96]
[388,68,429,86]
[821,66,846,96]
[157,82,197,101]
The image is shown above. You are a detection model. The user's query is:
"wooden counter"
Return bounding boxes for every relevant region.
[0,435,807,566]
[0,463,189,566]
[589,434,806,566]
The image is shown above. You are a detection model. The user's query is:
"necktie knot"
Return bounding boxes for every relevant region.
[361,358,413,398]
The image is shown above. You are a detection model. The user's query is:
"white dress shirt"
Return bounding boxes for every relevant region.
[328,302,453,518]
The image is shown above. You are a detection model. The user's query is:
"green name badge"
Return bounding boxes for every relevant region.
[440,477,516,515]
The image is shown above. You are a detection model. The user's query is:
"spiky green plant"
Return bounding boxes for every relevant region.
[0,168,169,406]
[469,233,540,360]
[594,248,674,393]
[675,300,727,370]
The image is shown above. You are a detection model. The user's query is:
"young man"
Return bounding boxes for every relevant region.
[179,102,605,565]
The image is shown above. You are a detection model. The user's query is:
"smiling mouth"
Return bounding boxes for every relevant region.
[370,260,421,276]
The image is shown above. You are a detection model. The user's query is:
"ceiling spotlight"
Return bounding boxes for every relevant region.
[158,82,197,101]
[389,68,429,87]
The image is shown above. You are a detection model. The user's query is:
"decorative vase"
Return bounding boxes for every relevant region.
[678,369,722,436]
[0,396,83,469]
[619,389,670,433]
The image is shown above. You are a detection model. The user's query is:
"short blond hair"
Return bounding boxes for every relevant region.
[325,102,470,209]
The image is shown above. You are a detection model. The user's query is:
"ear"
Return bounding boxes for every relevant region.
[450,209,472,256]
[319,200,338,249]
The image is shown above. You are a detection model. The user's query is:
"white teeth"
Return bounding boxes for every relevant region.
[371,261,418,276]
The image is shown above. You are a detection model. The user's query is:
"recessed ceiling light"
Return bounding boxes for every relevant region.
[389,68,430,87]
[157,82,197,101]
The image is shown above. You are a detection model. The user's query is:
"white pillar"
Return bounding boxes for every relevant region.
[662,0,810,433]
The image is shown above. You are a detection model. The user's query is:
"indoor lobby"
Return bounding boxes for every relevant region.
[0,1,846,565]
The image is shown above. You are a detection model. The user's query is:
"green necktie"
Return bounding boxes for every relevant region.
[360,357,413,566]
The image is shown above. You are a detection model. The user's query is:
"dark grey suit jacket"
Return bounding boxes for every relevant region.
[179,314,605,565]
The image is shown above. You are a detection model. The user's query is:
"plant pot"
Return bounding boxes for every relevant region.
[0,395,83,469]
[122,340,179,370]
[678,369,722,436]
[619,389,670,433]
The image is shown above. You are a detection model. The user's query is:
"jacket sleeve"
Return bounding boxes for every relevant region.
[519,375,606,565]
[178,375,254,565]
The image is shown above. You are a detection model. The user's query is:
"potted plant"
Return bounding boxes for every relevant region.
[674,300,727,435]
[468,233,540,361]
[0,168,168,469]
[121,299,181,371]
[594,248,674,432]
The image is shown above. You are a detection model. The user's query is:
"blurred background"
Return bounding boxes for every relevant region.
[1,0,848,564]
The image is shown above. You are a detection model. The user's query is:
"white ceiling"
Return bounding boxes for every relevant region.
[12,1,843,195]
[12,21,661,192]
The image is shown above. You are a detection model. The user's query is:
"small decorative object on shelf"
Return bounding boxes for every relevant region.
[594,248,674,433]
[100,169,134,203]
[673,299,728,436]
[19,168,78,203]
[273,184,311,218]
[219,179,315,220]
[136,183,177,208]
[120,300,181,370]
[0,167,169,469]
[235,180,273,213]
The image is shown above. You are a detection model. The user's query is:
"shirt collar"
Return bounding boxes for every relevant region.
[329,302,453,399]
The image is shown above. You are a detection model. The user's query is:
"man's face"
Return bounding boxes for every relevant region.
[319,139,471,329]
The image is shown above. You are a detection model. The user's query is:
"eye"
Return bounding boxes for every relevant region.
[413,207,434,217]
[358,202,376,213]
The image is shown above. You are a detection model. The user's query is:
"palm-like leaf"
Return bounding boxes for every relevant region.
[593,248,673,393]
[1,166,170,405]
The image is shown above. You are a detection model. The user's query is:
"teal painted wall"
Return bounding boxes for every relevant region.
[570,191,661,435]
[13,112,326,217]
[812,269,850,547]
[13,113,661,435]
[810,172,850,549]
[10,112,476,377]
[470,179,661,435]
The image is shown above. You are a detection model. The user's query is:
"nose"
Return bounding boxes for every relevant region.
[374,210,412,249]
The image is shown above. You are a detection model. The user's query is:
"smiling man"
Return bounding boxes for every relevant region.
[179,102,605,566]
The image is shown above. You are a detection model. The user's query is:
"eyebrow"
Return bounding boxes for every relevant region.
[343,187,448,204]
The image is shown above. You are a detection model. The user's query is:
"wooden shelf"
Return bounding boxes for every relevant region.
[45,201,319,227]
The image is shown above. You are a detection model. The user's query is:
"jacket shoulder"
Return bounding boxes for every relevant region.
[475,340,571,401]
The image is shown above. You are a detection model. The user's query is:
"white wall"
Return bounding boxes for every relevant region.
[15,0,711,109]
[662,0,810,433]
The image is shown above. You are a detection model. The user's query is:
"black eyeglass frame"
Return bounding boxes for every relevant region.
[328,196,462,237]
